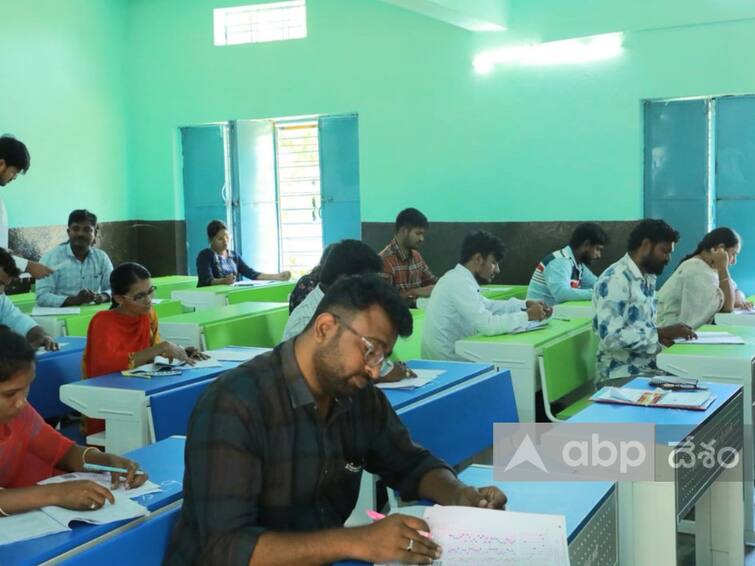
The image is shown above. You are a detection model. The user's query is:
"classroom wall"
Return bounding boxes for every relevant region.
[125,0,755,227]
[0,0,131,227]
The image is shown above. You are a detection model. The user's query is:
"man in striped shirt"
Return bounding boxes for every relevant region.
[526,223,608,306]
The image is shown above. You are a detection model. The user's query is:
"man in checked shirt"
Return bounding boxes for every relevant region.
[379,208,438,307]
[166,274,506,565]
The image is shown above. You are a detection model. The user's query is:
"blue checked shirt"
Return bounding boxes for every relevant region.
[35,243,113,307]
[593,253,661,382]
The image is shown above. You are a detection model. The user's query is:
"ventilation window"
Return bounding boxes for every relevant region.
[214,1,307,46]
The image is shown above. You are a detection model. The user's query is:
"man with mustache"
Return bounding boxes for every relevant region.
[527,222,608,306]
[35,209,113,307]
[166,274,506,566]
[593,218,696,383]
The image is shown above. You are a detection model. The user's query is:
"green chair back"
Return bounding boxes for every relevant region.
[203,308,289,349]
[227,282,296,304]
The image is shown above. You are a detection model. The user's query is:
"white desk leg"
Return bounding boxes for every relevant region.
[695,490,713,566]
[619,481,677,566]
[103,405,151,455]
[710,458,744,566]
[503,366,536,423]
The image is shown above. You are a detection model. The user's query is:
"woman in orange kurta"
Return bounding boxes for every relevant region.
[82,262,203,436]
[0,327,147,516]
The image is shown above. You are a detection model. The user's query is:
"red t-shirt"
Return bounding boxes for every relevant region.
[0,404,75,488]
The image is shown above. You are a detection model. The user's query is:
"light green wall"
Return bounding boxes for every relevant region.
[10,0,755,227]
[125,0,755,223]
[0,0,130,228]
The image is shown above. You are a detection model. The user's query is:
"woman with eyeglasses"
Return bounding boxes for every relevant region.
[81,262,204,435]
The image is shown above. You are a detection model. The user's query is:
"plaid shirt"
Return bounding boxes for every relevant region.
[165,339,452,566]
[379,238,437,293]
[35,243,113,307]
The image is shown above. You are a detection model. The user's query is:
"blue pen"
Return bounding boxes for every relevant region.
[83,463,146,475]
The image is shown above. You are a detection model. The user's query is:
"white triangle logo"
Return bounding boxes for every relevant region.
[503,434,548,473]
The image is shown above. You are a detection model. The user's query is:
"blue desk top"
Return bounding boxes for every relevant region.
[36,336,87,360]
[65,361,240,396]
[384,360,493,411]
[570,378,742,444]
[0,437,185,565]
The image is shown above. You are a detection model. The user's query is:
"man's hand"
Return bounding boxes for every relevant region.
[525,300,547,321]
[27,328,59,351]
[76,289,97,305]
[93,292,109,305]
[658,323,696,347]
[26,261,54,279]
[451,484,507,510]
[351,514,441,565]
[377,361,416,383]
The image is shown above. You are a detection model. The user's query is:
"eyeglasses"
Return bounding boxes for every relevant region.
[331,314,386,368]
[124,286,157,302]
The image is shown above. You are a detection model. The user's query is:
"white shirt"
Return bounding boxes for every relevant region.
[421,263,528,361]
[0,197,29,271]
[282,284,325,341]
[657,257,724,329]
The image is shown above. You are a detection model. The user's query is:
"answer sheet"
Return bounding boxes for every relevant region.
[376,369,445,390]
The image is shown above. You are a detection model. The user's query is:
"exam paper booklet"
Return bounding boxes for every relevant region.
[673,331,745,345]
[378,505,570,566]
[203,346,271,362]
[376,369,445,390]
[123,355,223,377]
[512,319,550,334]
[31,306,81,316]
[591,386,716,411]
[0,473,159,546]
[232,280,275,287]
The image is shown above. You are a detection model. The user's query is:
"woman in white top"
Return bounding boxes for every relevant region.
[657,227,748,329]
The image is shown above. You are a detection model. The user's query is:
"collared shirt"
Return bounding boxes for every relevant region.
[165,339,451,566]
[0,294,37,337]
[657,258,724,329]
[35,243,113,307]
[281,284,325,341]
[526,245,597,306]
[422,264,528,361]
[0,198,28,272]
[379,238,437,293]
[593,253,661,381]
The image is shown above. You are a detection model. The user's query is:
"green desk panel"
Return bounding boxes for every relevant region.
[463,318,591,347]
[160,302,287,325]
[151,275,198,299]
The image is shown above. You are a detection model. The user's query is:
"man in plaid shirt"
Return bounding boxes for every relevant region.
[379,208,437,307]
[166,275,506,566]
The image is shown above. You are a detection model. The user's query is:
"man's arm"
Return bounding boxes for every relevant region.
[458,285,528,335]
[545,259,592,303]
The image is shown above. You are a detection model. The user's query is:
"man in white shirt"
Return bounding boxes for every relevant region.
[0,135,53,279]
[422,230,549,360]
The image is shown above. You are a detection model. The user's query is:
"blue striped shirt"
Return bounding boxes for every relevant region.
[526,245,597,306]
